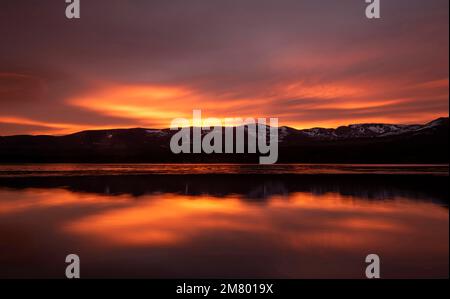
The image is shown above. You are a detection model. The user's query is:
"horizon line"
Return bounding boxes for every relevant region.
[1,116,448,138]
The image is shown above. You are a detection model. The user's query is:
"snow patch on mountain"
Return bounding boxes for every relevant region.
[145,129,167,136]
[287,118,448,140]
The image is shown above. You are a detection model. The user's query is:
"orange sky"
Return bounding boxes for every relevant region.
[0,0,448,135]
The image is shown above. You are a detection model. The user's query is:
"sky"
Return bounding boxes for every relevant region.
[0,0,448,135]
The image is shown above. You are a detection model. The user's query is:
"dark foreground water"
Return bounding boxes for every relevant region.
[0,164,448,278]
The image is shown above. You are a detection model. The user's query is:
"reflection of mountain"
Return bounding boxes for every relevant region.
[1,174,447,204]
[0,117,448,163]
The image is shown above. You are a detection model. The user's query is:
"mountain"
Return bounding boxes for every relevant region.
[286,117,447,140]
[0,117,448,163]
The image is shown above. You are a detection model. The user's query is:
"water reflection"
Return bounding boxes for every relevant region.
[0,163,448,177]
[1,173,448,202]
[0,172,448,278]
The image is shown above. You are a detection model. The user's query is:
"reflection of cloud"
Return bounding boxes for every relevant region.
[63,192,448,253]
[0,188,129,214]
[0,187,448,278]
[64,195,259,246]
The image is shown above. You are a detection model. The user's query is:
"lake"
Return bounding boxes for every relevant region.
[0,164,448,278]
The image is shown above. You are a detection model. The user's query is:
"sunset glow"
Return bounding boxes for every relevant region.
[0,0,448,135]
[1,0,449,282]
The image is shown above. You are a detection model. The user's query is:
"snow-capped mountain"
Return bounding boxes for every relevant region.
[284,117,448,140]
[0,117,448,163]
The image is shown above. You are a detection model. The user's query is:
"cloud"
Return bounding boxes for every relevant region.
[0,0,448,135]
